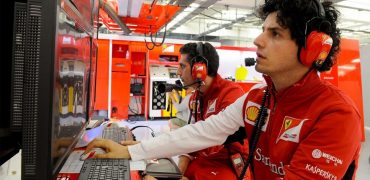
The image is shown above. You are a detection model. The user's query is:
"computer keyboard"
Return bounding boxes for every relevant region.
[102,126,128,143]
[78,158,130,180]
[78,126,131,179]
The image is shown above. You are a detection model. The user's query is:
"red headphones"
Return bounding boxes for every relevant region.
[299,0,333,68]
[300,31,333,67]
[191,42,208,82]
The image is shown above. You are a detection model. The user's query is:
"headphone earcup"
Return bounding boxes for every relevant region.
[299,31,333,68]
[192,62,207,81]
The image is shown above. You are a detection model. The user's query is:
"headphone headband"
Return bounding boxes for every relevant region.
[191,42,208,81]
[191,42,208,66]
[196,42,203,57]
[299,0,332,69]
[313,0,325,17]
[303,0,327,48]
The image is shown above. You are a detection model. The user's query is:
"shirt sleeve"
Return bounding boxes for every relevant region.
[172,93,191,111]
[128,93,248,161]
[283,103,362,179]
[219,86,245,111]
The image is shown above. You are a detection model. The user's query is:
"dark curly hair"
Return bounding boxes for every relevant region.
[179,42,219,77]
[257,0,341,72]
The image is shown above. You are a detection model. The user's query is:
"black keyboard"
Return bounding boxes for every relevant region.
[78,159,130,180]
[102,126,128,143]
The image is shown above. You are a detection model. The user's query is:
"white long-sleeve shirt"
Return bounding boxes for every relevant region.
[131,71,362,179]
[172,93,193,123]
[128,94,247,161]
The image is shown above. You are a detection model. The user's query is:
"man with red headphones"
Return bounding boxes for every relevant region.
[86,0,362,179]
[174,42,249,179]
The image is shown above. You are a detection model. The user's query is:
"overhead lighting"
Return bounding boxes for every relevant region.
[337,0,370,10]
[126,23,138,27]
[337,7,370,23]
[338,65,356,70]
[351,59,361,63]
[100,0,131,34]
[117,0,128,16]
[161,3,200,32]
[117,0,144,18]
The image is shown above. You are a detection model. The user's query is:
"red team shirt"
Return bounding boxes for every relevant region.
[242,71,361,179]
[128,70,361,180]
[185,74,248,180]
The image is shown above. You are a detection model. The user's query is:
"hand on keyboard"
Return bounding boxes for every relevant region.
[85,138,131,159]
[120,140,140,146]
[80,148,106,161]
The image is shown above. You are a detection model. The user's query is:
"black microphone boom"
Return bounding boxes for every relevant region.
[245,57,256,66]
[158,83,183,93]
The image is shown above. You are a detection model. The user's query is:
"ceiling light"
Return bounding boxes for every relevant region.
[117,0,144,18]
[100,0,131,34]
[161,3,200,32]
[338,65,356,70]
[337,0,370,10]
[351,59,361,63]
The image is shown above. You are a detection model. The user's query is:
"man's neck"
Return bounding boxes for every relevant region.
[198,75,214,93]
[270,67,310,92]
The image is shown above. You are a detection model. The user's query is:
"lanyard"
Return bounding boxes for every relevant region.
[238,89,270,180]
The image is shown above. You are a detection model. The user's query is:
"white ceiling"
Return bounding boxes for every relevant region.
[137,0,370,46]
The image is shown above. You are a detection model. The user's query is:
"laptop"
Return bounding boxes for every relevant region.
[144,158,182,179]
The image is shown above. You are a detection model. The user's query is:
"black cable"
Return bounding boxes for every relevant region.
[199,91,204,119]
[129,78,142,116]
[149,0,157,13]
[144,25,155,49]
[194,82,202,122]
[128,104,139,115]
[187,108,193,125]
[144,12,168,50]
[150,24,167,46]
[130,126,155,141]
[149,4,169,47]
[199,13,233,22]
[168,98,173,118]
[186,80,202,124]
[150,25,158,45]
[238,89,270,180]
[144,28,156,50]
[135,96,141,114]
[194,91,198,122]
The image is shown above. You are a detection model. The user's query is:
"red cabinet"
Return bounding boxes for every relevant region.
[95,39,109,110]
[111,71,131,119]
[95,40,181,120]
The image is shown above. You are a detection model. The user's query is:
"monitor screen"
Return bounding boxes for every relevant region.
[1,0,98,177]
[87,40,98,118]
[3,0,99,179]
[52,21,91,171]
[0,0,25,166]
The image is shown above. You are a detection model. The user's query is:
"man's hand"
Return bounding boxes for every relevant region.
[178,155,191,175]
[84,138,131,159]
[120,140,140,146]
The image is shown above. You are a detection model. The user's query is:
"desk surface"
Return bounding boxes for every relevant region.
[0,120,172,180]
[58,120,171,180]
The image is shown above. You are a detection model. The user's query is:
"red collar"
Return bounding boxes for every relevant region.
[263,70,322,101]
[203,74,222,95]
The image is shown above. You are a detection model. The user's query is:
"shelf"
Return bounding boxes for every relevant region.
[149,60,179,66]
[130,94,145,97]
[130,75,146,78]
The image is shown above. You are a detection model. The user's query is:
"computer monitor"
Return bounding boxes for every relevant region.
[87,40,98,118]
[0,0,99,179]
[0,0,25,167]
